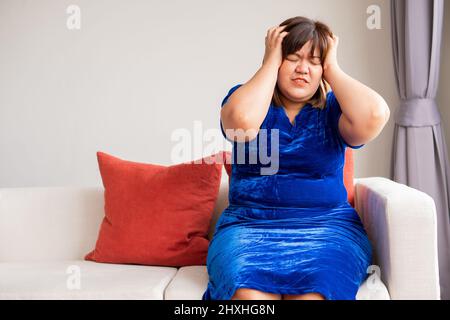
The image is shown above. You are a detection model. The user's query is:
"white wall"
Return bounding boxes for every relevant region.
[0,0,437,187]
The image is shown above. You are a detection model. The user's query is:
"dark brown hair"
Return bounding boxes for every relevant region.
[272,16,334,110]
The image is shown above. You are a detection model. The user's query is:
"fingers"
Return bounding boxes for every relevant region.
[266,25,287,39]
[326,34,339,46]
[277,31,289,43]
[266,26,275,39]
[329,33,339,41]
[275,25,287,38]
[266,26,288,47]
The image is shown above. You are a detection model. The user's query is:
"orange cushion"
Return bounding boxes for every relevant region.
[222,149,357,207]
[85,151,223,267]
[343,148,357,207]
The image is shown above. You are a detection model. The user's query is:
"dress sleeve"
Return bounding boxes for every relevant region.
[220,84,243,141]
[326,90,365,149]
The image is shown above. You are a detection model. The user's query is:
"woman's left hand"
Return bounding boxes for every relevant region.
[323,34,340,82]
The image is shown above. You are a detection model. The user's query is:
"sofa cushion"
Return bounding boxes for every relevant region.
[165,265,390,300]
[0,186,105,262]
[165,266,209,300]
[85,151,223,267]
[0,261,177,299]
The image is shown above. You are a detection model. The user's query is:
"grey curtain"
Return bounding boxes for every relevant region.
[391,0,449,299]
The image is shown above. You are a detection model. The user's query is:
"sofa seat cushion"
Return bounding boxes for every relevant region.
[0,260,177,299]
[165,265,209,300]
[165,265,391,300]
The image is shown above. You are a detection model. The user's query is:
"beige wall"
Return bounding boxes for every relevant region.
[0,0,447,187]
[438,2,450,158]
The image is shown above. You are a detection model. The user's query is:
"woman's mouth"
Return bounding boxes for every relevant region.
[293,79,308,86]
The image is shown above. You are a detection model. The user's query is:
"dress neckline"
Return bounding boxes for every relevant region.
[275,103,311,129]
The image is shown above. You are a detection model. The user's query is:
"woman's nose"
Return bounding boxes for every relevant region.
[295,61,309,74]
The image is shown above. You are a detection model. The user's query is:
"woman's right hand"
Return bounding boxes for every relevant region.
[262,25,289,68]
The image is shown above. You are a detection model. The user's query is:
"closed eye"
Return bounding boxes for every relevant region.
[287,54,321,65]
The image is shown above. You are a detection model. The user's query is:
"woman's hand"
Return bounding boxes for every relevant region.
[262,25,289,69]
[323,34,340,82]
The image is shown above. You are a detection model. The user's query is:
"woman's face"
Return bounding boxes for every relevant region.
[277,39,323,104]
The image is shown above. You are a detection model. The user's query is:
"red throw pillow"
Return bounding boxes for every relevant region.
[85,151,223,267]
[343,148,357,207]
[221,149,357,207]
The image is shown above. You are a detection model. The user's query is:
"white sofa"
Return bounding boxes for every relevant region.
[0,171,441,300]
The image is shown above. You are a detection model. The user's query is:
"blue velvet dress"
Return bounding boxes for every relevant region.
[202,84,372,300]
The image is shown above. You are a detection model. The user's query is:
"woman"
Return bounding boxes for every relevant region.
[202,16,390,300]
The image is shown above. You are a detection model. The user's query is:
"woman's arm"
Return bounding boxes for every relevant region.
[324,35,390,146]
[221,25,288,142]
[221,62,278,142]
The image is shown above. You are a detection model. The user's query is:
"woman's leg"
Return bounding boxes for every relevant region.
[282,292,326,300]
[231,288,282,300]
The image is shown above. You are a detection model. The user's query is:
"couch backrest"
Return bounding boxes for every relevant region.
[209,169,230,240]
[0,167,230,262]
[0,186,105,262]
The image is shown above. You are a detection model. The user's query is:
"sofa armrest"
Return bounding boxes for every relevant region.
[353,177,440,300]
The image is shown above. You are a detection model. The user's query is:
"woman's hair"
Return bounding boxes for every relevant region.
[272,16,334,110]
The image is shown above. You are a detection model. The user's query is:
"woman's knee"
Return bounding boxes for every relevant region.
[231,288,282,300]
[282,292,326,300]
